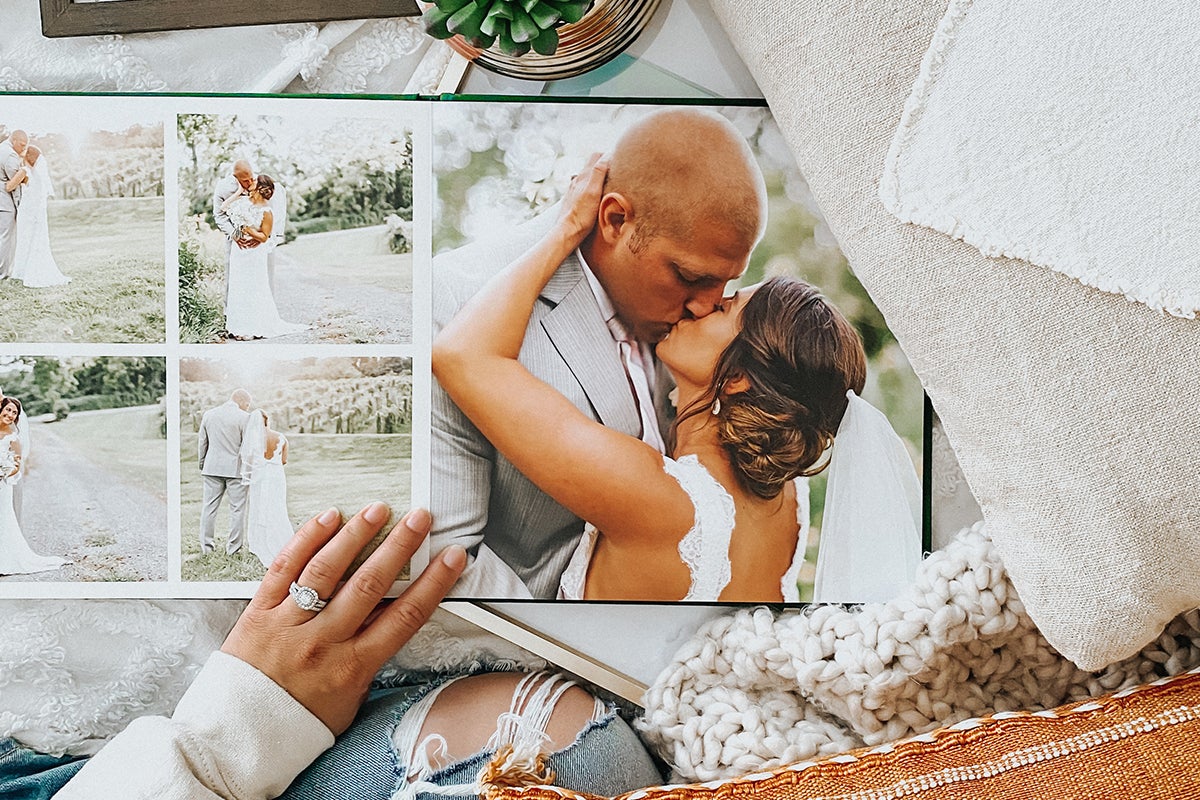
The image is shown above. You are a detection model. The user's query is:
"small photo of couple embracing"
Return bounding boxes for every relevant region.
[0,103,165,343]
[180,357,414,582]
[0,130,69,289]
[178,111,415,345]
[430,104,926,603]
[0,356,168,583]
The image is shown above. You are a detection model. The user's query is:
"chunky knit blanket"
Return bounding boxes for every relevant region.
[639,523,1200,781]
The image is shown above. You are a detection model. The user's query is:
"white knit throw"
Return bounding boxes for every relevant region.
[639,522,1200,782]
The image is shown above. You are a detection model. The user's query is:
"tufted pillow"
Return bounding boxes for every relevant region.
[491,668,1200,800]
[692,0,1200,671]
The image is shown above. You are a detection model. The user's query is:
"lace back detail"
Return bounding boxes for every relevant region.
[663,455,735,602]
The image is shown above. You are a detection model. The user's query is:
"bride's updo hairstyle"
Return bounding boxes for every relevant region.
[695,276,867,500]
[24,146,40,166]
[254,175,275,200]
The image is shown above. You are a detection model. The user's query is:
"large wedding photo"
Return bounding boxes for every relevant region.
[0,355,167,584]
[179,355,416,582]
[0,99,166,343]
[177,107,415,345]
[429,102,927,603]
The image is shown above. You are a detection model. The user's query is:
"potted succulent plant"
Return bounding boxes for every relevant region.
[422,0,596,58]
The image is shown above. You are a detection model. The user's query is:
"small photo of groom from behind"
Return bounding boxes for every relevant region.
[197,388,251,556]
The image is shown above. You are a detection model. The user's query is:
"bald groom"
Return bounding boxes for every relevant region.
[430,108,768,598]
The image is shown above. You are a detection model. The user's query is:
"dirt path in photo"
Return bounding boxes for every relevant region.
[1,415,167,583]
[241,226,413,345]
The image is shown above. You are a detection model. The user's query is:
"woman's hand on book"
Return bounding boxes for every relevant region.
[221,503,466,734]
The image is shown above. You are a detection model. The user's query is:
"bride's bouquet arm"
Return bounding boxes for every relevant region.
[432,155,694,545]
[244,209,272,244]
[4,439,21,482]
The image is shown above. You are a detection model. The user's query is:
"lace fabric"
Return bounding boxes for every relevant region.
[666,455,735,602]
[0,3,442,95]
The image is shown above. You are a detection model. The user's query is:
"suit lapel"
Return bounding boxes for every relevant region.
[540,254,642,435]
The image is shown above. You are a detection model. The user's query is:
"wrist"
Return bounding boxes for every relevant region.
[546,223,584,260]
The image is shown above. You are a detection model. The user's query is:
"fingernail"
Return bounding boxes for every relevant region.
[441,545,466,569]
[364,502,389,525]
[404,508,432,534]
[318,507,339,525]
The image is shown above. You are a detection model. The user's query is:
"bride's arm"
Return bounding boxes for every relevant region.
[281,439,288,466]
[5,439,21,479]
[243,209,273,244]
[432,158,692,543]
[218,187,246,214]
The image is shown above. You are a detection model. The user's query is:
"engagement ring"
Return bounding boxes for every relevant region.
[289,581,328,612]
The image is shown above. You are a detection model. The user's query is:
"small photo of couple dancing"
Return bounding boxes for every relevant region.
[430,103,927,603]
[0,101,165,343]
[180,356,414,582]
[0,356,168,583]
[177,111,415,344]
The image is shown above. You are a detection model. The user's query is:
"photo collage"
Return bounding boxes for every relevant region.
[0,94,926,603]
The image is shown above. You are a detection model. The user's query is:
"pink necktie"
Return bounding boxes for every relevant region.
[612,328,666,454]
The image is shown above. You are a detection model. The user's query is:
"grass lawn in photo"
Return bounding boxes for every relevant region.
[0,197,165,343]
[180,432,413,582]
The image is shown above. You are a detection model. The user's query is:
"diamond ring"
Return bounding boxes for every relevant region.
[289,581,328,613]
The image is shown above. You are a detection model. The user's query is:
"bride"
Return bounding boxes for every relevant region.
[0,397,70,576]
[11,145,70,288]
[433,158,921,603]
[220,175,306,340]
[240,409,296,568]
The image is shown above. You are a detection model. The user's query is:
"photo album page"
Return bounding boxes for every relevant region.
[0,93,928,604]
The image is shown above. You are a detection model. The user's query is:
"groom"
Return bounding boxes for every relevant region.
[212,160,288,303]
[0,130,29,280]
[430,109,768,598]
[198,389,252,555]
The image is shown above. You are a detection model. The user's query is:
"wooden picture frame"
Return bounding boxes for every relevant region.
[40,0,419,38]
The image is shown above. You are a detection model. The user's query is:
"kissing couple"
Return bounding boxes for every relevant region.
[212,160,306,341]
[430,108,922,603]
[0,129,71,288]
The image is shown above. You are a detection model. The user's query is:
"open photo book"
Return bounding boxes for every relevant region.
[0,92,930,604]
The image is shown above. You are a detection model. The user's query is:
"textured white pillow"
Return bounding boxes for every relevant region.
[708,0,1200,670]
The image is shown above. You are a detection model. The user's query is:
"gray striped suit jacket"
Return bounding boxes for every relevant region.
[430,211,672,599]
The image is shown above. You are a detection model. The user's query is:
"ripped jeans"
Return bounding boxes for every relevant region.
[281,671,663,800]
[0,671,663,800]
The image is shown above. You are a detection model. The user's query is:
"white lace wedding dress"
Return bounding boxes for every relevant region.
[246,437,296,569]
[11,159,70,288]
[0,434,70,576]
[558,454,807,602]
[224,199,306,339]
